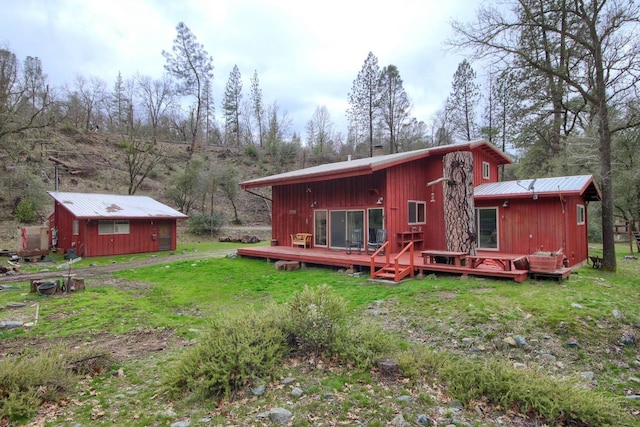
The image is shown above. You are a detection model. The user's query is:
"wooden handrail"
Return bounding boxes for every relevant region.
[393,241,415,281]
[369,241,390,278]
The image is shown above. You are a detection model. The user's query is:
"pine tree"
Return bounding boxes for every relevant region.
[249,70,265,148]
[447,59,479,141]
[162,22,214,158]
[378,65,410,154]
[222,65,242,146]
[347,52,381,157]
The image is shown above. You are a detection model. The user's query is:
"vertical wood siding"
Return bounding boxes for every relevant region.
[53,202,176,257]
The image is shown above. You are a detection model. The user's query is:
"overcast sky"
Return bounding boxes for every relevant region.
[1,0,481,138]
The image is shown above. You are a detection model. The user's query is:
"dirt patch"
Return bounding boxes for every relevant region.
[0,327,190,360]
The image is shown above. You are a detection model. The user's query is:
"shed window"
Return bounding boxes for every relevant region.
[98,220,130,235]
[482,161,490,179]
[72,220,79,235]
[408,201,426,224]
[577,204,585,225]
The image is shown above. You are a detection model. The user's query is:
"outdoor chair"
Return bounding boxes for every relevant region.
[367,228,388,255]
[346,229,363,254]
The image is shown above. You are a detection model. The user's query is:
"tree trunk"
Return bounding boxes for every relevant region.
[443,151,476,255]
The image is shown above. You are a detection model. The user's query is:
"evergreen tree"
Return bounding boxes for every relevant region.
[249,70,265,148]
[447,59,479,141]
[347,52,381,157]
[162,22,214,158]
[222,64,242,146]
[378,64,411,154]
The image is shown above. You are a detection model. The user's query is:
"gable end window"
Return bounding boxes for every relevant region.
[482,161,490,180]
[577,205,585,225]
[98,220,131,235]
[408,200,426,224]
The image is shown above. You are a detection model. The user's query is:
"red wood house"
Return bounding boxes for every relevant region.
[48,192,187,258]
[238,139,601,281]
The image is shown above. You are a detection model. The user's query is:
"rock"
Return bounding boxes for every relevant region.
[571,303,583,309]
[377,358,400,378]
[397,395,412,402]
[391,413,408,426]
[565,340,579,348]
[291,387,303,397]
[503,336,517,347]
[625,395,640,400]
[416,414,433,426]
[269,408,292,426]
[170,422,190,427]
[6,302,27,308]
[513,362,526,369]
[513,335,527,347]
[580,371,595,381]
[0,321,23,329]
[250,384,266,396]
[620,333,636,346]
[612,309,624,319]
[462,337,474,346]
[281,376,296,384]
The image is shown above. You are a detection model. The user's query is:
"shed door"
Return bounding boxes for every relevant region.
[158,222,172,251]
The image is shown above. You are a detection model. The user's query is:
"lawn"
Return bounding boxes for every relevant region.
[1,242,639,426]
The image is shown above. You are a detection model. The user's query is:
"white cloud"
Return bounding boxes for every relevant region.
[0,0,478,137]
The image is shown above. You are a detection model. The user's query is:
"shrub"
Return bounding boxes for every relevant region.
[282,284,350,360]
[163,306,287,398]
[244,144,259,159]
[0,347,113,424]
[333,318,394,369]
[14,198,37,223]
[186,213,225,236]
[396,346,632,426]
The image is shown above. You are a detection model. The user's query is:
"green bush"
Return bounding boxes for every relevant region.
[282,284,350,359]
[0,347,112,424]
[396,346,632,426]
[15,198,37,223]
[163,306,287,398]
[244,144,259,159]
[333,318,394,369]
[187,213,225,235]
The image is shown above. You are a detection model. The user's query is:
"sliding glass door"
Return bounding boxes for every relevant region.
[329,210,364,249]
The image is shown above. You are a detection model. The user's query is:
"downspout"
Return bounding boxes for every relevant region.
[244,188,272,202]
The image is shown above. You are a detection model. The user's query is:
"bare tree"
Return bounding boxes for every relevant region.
[306,105,335,154]
[0,48,55,152]
[450,0,640,271]
[66,74,106,131]
[136,73,175,142]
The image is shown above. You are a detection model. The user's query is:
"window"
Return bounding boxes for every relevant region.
[313,210,327,247]
[72,220,79,235]
[408,201,426,224]
[482,161,490,180]
[577,204,585,225]
[98,220,130,235]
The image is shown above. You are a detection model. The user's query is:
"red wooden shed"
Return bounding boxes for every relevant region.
[240,139,600,271]
[48,192,187,258]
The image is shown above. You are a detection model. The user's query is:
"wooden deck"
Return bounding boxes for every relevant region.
[236,246,532,283]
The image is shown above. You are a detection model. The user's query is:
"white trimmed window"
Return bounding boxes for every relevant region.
[482,161,490,180]
[408,200,426,224]
[98,220,131,235]
[577,205,585,225]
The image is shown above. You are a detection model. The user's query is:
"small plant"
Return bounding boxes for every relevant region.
[14,198,37,223]
[163,305,287,398]
[282,284,350,360]
[0,347,113,424]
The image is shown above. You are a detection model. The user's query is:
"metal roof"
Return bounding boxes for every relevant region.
[241,139,512,189]
[48,192,188,219]
[474,175,601,201]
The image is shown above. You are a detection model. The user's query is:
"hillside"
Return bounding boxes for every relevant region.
[0,128,287,248]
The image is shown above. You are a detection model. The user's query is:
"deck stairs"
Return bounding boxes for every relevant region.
[370,241,415,282]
